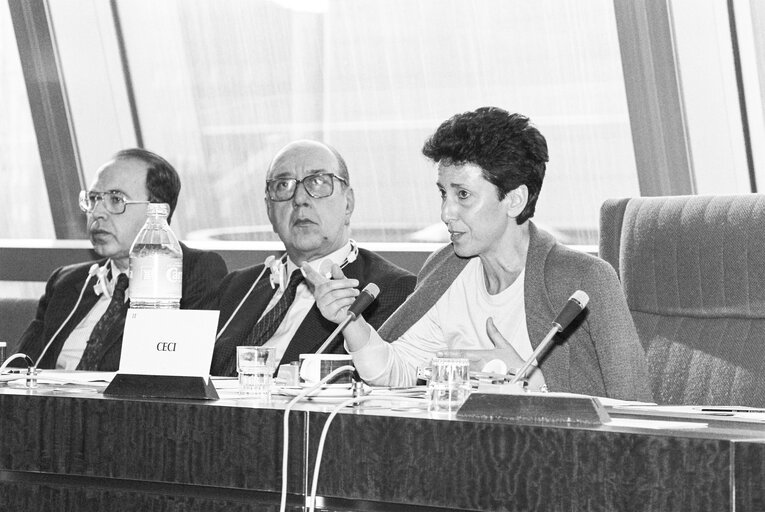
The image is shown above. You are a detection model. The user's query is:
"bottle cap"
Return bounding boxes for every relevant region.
[146,203,170,217]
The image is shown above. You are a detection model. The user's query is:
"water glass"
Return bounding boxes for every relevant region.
[237,346,276,399]
[428,357,471,412]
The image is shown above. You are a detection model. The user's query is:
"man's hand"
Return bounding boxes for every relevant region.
[301,262,360,324]
[301,262,372,351]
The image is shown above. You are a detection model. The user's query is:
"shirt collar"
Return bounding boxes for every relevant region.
[93,259,128,297]
[268,241,354,290]
[286,241,352,278]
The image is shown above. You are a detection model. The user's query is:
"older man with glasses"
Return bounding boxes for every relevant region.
[210,140,416,376]
[14,148,227,371]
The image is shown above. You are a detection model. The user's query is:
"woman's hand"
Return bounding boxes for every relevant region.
[441,318,523,369]
[439,318,546,389]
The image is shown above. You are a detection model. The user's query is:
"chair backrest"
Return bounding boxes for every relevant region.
[600,194,765,406]
[0,298,38,355]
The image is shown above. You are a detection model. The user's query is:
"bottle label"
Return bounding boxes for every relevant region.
[129,254,183,300]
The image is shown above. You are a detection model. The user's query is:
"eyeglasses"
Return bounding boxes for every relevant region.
[79,190,151,214]
[265,173,348,202]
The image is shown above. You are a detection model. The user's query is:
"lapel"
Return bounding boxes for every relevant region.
[40,272,100,368]
[524,223,556,349]
[223,266,279,343]
[523,223,569,390]
[211,265,281,376]
[279,304,337,364]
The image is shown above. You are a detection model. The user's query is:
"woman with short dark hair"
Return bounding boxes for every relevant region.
[304,107,651,401]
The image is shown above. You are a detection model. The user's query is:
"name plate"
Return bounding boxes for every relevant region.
[457,392,610,426]
[104,309,220,400]
[120,309,219,377]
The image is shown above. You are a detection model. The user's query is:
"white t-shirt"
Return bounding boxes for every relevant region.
[351,257,530,386]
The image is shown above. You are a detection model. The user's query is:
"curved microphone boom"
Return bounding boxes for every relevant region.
[35,263,101,370]
[509,290,590,385]
[215,255,277,341]
[314,283,380,355]
[1,264,101,377]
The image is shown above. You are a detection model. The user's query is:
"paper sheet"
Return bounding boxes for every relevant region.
[0,370,115,384]
[608,417,708,429]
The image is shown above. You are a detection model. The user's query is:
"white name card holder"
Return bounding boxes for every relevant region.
[104,309,220,400]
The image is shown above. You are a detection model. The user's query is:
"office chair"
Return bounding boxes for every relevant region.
[600,194,765,406]
[0,297,38,355]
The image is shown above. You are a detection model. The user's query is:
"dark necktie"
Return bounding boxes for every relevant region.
[77,273,129,371]
[246,270,305,346]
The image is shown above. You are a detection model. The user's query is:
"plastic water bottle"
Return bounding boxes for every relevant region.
[128,203,183,309]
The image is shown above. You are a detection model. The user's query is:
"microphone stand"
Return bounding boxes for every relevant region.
[0,354,38,388]
[314,314,355,355]
[507,291,589,388]
[508,325,558,386]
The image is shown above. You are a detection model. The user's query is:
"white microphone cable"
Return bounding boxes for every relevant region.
[306,394,424,512]
[0,353,34,373]
[34,263,100,369]
[279,364,356,512]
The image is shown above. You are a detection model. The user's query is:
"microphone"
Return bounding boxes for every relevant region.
[314,283,380,355]
[552,290,589,332]
[509,290,590,386]
[347,283,380,319]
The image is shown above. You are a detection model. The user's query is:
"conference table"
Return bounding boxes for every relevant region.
[0,376,764,511]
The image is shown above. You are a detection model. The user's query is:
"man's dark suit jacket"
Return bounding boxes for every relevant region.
[210,248,416,376]
[16,243,227,371]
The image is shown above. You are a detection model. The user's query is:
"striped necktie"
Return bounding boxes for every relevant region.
[213,270,305,376]
[246,269,305,346]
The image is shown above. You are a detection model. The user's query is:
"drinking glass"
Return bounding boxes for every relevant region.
[237,346,276,399]
[428,357,471,412]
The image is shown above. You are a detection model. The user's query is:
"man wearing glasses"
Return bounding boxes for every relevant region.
[15,148,227,371]
[210,140,416,376]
